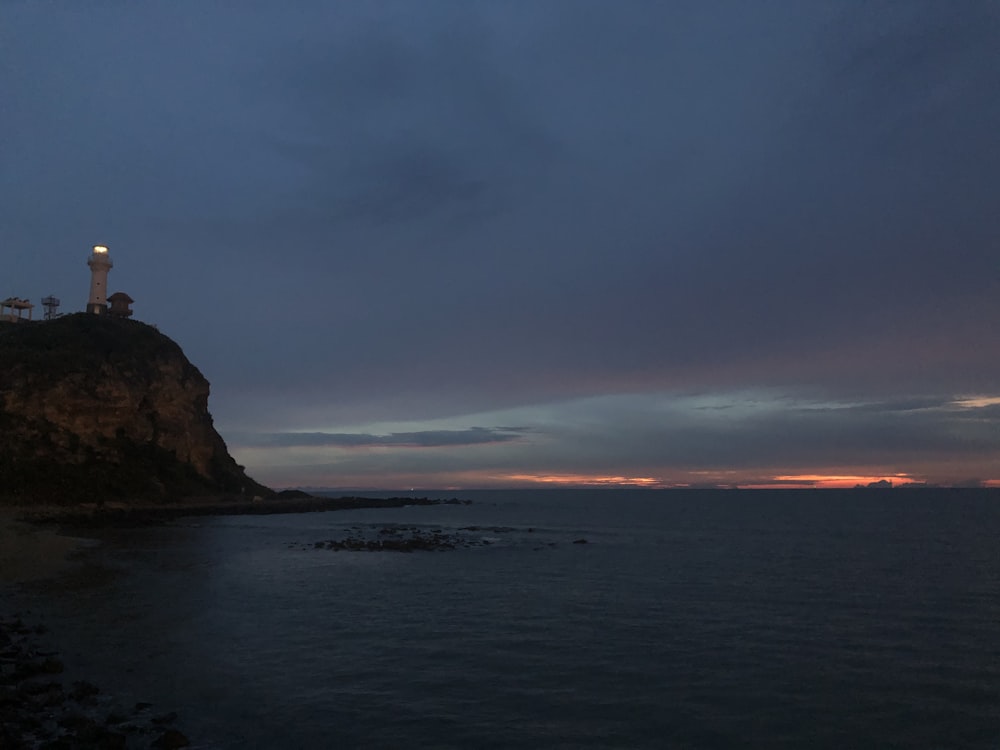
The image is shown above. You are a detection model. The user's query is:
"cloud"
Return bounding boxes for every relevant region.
[246,426,526,449]
[252,6,564,233]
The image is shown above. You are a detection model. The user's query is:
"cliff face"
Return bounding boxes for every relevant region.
[0,314,269,504]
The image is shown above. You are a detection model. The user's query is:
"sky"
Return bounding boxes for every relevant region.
[2,1,999,490]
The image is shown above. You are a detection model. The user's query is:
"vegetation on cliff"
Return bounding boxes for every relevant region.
[0,314,270,504]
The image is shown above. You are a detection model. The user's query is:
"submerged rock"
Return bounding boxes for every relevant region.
[300,524,595,553]
[152,728,191,748]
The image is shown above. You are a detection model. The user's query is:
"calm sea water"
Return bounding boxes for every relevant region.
[9,489,1000,749]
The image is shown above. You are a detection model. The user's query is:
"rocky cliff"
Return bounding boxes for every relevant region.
[0,314,270,504]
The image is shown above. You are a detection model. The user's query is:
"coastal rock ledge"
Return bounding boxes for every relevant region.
[0,314,268,505]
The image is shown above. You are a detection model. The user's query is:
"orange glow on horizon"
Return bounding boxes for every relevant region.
[249,463,998,492]
[749,473,915,489]
[498,473,664,488]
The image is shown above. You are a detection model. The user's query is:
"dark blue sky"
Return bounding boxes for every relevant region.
[3,1,999,488]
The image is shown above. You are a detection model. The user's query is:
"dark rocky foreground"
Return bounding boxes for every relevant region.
[0,615,189,749]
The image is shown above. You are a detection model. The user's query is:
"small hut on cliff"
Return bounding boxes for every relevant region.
[108,292,134,319]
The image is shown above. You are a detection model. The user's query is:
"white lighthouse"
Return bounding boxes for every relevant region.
[86,245,113,315]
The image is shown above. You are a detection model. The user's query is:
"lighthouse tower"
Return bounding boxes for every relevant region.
[86,245,113,315]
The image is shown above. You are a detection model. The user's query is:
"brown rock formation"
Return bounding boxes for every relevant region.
[0,314,269,504]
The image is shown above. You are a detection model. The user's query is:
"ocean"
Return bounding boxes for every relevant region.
[9,489,1000,748]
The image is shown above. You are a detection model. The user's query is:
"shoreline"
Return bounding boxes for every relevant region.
[9,493,470,528]
[3,494,467,582]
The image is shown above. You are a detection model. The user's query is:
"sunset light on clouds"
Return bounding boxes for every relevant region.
[233,388,999,489]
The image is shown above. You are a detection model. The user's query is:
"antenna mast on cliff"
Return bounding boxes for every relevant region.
[41,296,60,320]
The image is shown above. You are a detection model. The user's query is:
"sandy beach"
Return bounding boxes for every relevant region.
[0,511,92,585]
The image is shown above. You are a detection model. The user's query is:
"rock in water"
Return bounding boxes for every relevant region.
[0,314,269,504]
[152,728,191,748]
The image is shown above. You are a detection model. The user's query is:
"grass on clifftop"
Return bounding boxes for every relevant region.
[0,314,192,386]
